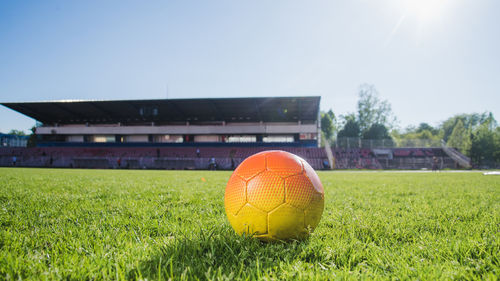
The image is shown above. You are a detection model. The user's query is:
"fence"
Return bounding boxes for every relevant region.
[333,137,442,149]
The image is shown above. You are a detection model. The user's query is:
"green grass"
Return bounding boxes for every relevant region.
[0,168,499,280]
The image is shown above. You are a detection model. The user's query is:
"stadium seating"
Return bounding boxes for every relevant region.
[331,147,465,170]
[377,148,457,169]
[332,148,382,169]
[0,145,466,170]
[0,146,328,170]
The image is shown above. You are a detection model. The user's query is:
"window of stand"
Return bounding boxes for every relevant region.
[263,135,294,143]
[226,135,257,143]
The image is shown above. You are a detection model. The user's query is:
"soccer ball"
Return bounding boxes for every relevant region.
[224,150,324,241]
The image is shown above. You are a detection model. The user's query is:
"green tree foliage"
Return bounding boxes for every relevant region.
[470,122,500,166]
[362,123,391,140]
[8,129,26,136]
[446,119,471,154]
[336,84,396,142]
[356,84,397,133]
[441,112,498,165]
[337,115,360,138]
[441,113,495,142]
[415,129,438,140]
[391,124,441,148]
[416,123,439,135]
[320,109,336,143]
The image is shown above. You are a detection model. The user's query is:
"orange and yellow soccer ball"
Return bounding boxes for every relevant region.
[224,150,324,241]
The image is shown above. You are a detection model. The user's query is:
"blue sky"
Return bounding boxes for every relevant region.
[1,0,499,133]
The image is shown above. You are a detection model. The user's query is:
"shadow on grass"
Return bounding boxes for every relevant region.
[134,227,309,280]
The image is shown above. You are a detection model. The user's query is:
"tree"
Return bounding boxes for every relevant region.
[447,119,471,154]
[8,129,26,136]
[414,129,438,140]
[356,84,397,134]
[416,123,438,135]
[393,124,441,141]
[441,112,498,161]
[470,123,497,166]
[494,127,500,163]
[362,123,391,140]
[391,124,442,148]
[337,117,360,138]
[442,115,467,142]
[320,109,336,143]
[441,112,494,142]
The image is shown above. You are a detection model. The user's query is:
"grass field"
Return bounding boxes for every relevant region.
[0,168,499,280]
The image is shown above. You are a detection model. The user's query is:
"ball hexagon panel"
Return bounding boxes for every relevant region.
[285,174,315,210]
[302,160,324,194]
[304,193,324,230]
[247,171,285,212]
[268,203,307,240]
[266,150,303,178]
[224,173,247,216]
[235,151,267,181]
[227,203,268,236]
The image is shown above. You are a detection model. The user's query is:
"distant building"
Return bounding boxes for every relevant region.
[0,134,29,147]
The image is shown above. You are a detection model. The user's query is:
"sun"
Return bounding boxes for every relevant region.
[404,0,450,23]
[385,0,453,44]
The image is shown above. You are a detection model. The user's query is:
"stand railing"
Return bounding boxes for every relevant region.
[440,140,471,168]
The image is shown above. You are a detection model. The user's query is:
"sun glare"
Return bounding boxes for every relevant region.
[385,0,453,44]
[405,0,450,23]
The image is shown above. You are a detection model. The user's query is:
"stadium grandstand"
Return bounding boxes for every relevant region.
[2,97,321,147]
[1,97,331,170]
[0,96,468,170]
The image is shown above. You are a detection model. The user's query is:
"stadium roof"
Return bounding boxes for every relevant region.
[1,96,320,124]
